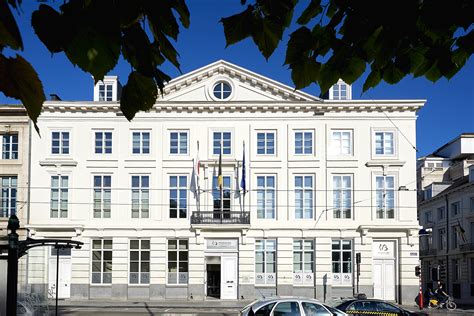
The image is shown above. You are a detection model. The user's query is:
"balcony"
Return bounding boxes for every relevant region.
[191,211,250,227]
[460,243,474,252]
[420,248,437,257]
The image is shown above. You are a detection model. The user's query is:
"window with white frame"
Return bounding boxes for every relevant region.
[167,239,188,284]
[374,131,394,156]
[132,131,150,154]
[451,201,460,217]
[129,240,150,284]
[257,175,275,219]
[438,207,445,220]
[50,175,68,218]
[255,239,276,285]
[91,239,112,284]
[212,82,232,100]
[95,131,112,154]
[295,131,313,155]
[293,239,314,285]
[99,84,113,101]
[1,176,17,217]
[169,175,187,218]
[257,132,275,155]
[93,175,111,218]
[332,82,348,100]
[213,132,231,155]
[333,175,352,219]
[438,228,446,250]
[131,175,149,218]
[212,175,231,213]
[2,134,18,159]
[331,130,352,155]
[170,131,188,155]
[295,175,313,219]
[375,175,395,219]
[51,131,69,155]
[332,240,352,285]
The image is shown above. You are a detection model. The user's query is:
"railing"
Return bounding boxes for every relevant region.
[191,211,250,225]
[420,248,437,257]
[460,243,474,252]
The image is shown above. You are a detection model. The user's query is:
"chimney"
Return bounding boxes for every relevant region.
[49,94,62,101]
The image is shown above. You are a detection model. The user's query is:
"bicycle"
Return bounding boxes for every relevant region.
[428,295,457,310]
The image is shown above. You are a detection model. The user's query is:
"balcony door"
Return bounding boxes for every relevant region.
[212,176,231,219]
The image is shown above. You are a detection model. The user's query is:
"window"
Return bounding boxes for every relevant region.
[438,207,445,220]
[471,197,474,212]
[333,175,352,219]
[374,131,394,156]
[50,175,68,218]
[293,239,314,285]
[332,83,348,100]
[452,226,459,249]
[93,175,111,218]
[1,176,17,217]
[129,240,150,284]
[2,134,18,159]
[167,239,188,284]
[332,240,352,285]
[295,175,313,219]
[169,176,187,218]
[471,222,474,244]
[453,259,460,281]
[99,84,113,101]
[212,82,232,100]
[132,132,150,154]
[257,132,275,155]
[255,239,276,285]
[257,175,275,219]
[470,258,474,283]
[375,175,395,219]
[255,303,276,316]
[425,211,432,224]
[51,131,69,155]
[91,240,112,284]
[170,132,188,155]
[212,175,231,214]
[273,302,301,316]
[375,302,402,314]
[302,303,331,316]
[95,131,112,154]
[347,301,378,312]
[451,201,460,217]
[131,175,149,218]
[331,130,352,155]
[438,228,446,250]
[295,131,313,155]
[213,132,231,155]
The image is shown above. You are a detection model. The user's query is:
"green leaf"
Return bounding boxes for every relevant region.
[290,59,320,89]
[31,4,66,53]
[362,69,381,92]
[382,64,404,84]
[297,0,321,25]
[220,5,255,47]
[341,56,366,84]
[285,27,312,65]
[120,71,158,121]
[0,54,45,133]
[0,0,23,50]
[252,18,281,60]
[171,0,190,28]
[146,2,180,40]
[318,62,340,95]
[122,23,153,76]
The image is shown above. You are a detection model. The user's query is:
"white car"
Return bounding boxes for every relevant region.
[241,297,348,316]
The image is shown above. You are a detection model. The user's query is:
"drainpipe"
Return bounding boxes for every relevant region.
[445,195,449,291]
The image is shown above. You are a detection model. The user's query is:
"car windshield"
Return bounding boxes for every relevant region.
[324,304,347,316]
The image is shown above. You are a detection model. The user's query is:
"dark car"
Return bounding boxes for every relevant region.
[334,299,427,316]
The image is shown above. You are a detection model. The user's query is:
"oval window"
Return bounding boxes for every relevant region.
[213,82,232,100]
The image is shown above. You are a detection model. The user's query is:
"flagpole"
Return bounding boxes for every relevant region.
[219,140,224,218]
[197,140,201,213]
[241,141,245,214]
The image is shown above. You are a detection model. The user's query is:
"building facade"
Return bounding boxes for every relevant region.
[27,61,423,303]
[0,105,30,314]
[418,134,474,303]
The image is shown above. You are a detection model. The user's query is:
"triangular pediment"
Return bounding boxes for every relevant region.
[158,60,321,103]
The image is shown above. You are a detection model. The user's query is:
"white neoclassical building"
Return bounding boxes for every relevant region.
[27,60,424,304]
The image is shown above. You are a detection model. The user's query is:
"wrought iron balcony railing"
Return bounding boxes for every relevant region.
[460,243,474,252]
[191,211,250,225]
[420,248,437,257]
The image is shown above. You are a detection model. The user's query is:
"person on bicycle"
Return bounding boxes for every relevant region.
[435,283,449,307]
[423,287,435,306]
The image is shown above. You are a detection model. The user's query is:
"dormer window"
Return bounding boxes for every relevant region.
[213,82,232,100]
[99,84,113,101]
[93,76,122,102]
[329,79,351,100]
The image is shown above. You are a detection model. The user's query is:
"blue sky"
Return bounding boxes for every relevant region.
[1,1,473,157]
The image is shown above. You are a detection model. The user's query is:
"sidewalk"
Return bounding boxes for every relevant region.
[51,299,253,309]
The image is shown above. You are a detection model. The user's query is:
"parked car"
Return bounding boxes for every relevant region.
[334,298,427,316]
[241,297,348,316]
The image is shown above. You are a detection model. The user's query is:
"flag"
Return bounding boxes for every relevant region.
[218,145,223,189]
[190,158,198,200]
[458,219,467,243]
[240,141,246,196]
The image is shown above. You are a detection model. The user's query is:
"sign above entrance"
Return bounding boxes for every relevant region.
[206,239,238,251]
[373,241,395,259]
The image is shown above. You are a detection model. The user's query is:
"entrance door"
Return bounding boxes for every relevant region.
[373,259,395,300]
[206,264,221,298]
[220,256,237,299]
[48,258,71,299]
